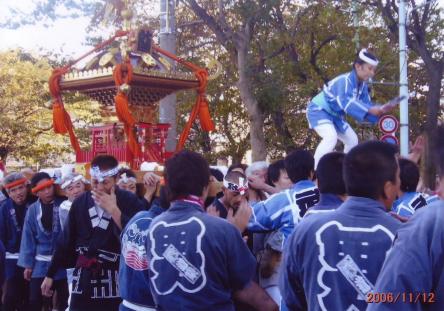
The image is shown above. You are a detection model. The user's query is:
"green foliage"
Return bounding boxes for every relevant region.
[1,0,439,165]
[0,50,101,166]
[154,0,434,160]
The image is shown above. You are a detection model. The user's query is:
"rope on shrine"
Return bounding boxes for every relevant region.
[113,61,141,157]
[49,29,215,156]
[48,30,129,153]
[152,46,215,151]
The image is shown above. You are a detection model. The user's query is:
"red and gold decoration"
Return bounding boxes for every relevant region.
[48,4,218,168]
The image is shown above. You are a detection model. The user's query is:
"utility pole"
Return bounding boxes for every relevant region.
[352,0,360,51]
[399,0,409,156]
[159,0,177,152]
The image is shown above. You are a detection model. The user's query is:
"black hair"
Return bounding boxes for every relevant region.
[227,163,248,174]
[316,152,346,195]
[438,125,444,177]
[284,149,314,183]
[344,141,398,200]
[31,172,51,188]
[210,168,224,182]
[399,158,420,192]
[91,155,119,171]
[224,170,246,184]
[158,186,170,210]
[266,159,286,186]
[91,154,119,171]
[3,172,26,186]
[440,153,444,178]
[353,49,378,66]
[165,150,210,200]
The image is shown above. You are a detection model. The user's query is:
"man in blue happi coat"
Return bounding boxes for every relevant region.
[248,149,319,239]
[209,170,249,219]
[391,158,427,218]
[146,150,278,311]
[118,182,166,311]
[0,172,35,311]
[280,141,402,311]
[368,128,444,311]
[307,49,400,167]
[369,199,444,311]
[305,152,346,216]
[18,172,68,311]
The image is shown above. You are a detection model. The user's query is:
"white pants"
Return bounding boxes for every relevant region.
[313,123,358,167]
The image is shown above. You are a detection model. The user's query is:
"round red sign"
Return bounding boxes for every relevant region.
[380,134,399,145]
[379,115,399,134]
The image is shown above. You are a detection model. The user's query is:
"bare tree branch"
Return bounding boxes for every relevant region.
[184,0,233,47]
[177,19,204,28]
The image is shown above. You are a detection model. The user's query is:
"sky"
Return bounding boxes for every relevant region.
[0,1,96,58]
[0,0,135,58]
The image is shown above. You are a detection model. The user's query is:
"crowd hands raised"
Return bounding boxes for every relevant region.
[0,130,443,311]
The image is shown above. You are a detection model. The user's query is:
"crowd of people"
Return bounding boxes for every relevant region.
[0,48,442,311]
[0,131,443,311]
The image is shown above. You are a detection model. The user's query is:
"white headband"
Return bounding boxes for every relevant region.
[90,166,120,183]
[117,173,137,185]
[61,175,85,190]
[359,49,379,66]
[223,177,248,195]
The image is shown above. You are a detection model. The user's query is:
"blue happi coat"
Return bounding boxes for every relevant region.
[248,180,320,239]
[369,199,444,310]
[307,69,378,133]
[0,240,4,284]
[146,200,256,311]
[280,196,401,311]
[18,198,66,279]
[0,197,32,279]
[119,200,164,311]
[425,193,440,205]
[391,191,427,218]
[305,193,344,217]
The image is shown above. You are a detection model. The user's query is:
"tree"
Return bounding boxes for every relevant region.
[0,50,100,167]
[364,0,444,188]
[1,0,436,168]
[179,0,279,161]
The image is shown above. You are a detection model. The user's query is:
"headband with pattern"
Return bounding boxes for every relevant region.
[90,166,120,182]
[61,175,85,190]
[117,173,137,185]
[359,49,379,66]
[223,177,248,195]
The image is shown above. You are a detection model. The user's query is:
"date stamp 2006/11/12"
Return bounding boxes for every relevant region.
[366,292,435,304]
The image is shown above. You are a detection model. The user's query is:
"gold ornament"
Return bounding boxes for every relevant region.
[85,56,99,70]
[119,83,131,94]
[141,53,157,67]
[99,52,116,67]
[158,56,172,71]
